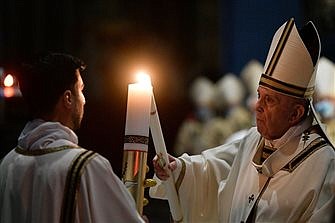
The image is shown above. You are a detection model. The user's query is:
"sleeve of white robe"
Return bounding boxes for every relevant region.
[76,155,144,223]
[150,140,240,222]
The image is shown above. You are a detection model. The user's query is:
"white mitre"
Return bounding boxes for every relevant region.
[215,73,245,108]
[259,18,320,99]
[240,59,264,97]
[189,76,215,108]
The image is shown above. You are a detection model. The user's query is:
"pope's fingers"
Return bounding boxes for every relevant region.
[153,155,159,162]
[152,156,170,180]
[154,168,170,181]
[167,154,176,162]
[152,152,178,180]
[168,161,177,171]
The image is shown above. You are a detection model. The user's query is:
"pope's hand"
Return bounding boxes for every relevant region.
[152,154,177,181]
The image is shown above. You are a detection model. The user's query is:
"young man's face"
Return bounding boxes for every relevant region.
[71,69,86,130]
[255,86,295,140]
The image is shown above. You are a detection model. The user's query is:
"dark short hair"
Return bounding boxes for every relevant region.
[18,52,86,118]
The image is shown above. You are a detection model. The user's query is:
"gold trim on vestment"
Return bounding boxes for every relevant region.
[282,137,327,172]
[175,158,186,192]
[15,145,80,156]
[60,150,97,223]
[252,137,265,171]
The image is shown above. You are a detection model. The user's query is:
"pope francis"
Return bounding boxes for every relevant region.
[150,18,335,223]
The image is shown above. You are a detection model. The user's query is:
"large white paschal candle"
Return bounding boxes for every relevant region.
[122,72,152,214]
[124,72,152,151]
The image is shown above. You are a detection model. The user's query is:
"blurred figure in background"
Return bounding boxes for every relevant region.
[213,73,246,117]
[202,73,250,147]
[315,56,335,145]
[174,72,254,155]
[224,60,264,143]
[240,59,264,122]
[174,76,216,155]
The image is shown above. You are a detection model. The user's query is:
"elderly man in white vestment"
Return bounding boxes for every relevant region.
[150,18,335,222]
[0,53,145,223]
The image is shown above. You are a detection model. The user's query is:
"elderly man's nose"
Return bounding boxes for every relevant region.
[255,98,264,112]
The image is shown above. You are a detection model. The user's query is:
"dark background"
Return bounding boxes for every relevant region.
[1,0,335,221]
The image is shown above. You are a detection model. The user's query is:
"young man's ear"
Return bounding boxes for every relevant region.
[63,90,72,108]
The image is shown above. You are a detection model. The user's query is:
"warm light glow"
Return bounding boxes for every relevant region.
[4,87,15,98]
[4,74,14,87]
[135,71,151,86]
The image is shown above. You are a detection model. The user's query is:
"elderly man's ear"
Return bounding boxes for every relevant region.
[289,104,306,125]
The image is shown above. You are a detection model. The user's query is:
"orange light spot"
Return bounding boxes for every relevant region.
[4,87,14,98]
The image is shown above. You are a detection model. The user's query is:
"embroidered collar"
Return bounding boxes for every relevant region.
[252,115,313,177]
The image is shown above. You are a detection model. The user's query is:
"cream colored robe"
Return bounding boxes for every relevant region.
[0,119,144,223]
[150,117,335,222]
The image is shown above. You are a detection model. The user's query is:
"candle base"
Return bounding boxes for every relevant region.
[122,150,148,214]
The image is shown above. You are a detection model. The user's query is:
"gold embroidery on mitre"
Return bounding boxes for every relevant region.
[265,18,294,76]
[259,74,314,98]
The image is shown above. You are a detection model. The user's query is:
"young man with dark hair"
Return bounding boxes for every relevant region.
[0,53,145,222]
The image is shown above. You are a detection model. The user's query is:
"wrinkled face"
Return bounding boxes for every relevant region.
[71,70,86,130]
[255,86,295,140]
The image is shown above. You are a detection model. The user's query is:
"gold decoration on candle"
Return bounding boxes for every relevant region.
[124,135,149,145]
[122,150,148,214]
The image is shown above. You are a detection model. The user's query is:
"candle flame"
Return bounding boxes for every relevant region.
[135,71,151,86]
[4,74,14,87]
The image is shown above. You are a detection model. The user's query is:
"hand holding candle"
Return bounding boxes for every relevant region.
[150,93,183,222]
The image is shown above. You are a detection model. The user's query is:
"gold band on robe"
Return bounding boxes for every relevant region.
[61,150,97,223]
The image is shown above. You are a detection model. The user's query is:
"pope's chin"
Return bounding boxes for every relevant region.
[256,119,266,136]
